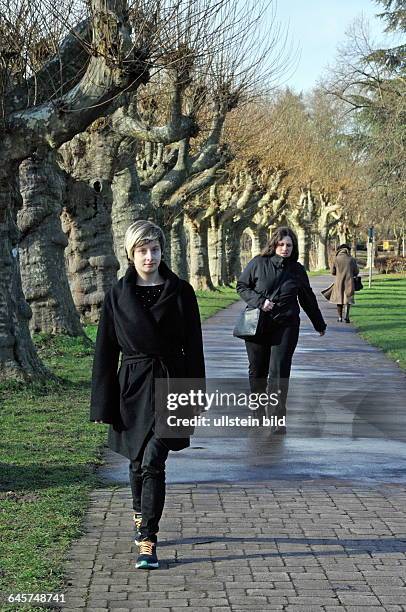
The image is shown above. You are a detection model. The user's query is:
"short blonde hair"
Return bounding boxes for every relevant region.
[124,220,166,263]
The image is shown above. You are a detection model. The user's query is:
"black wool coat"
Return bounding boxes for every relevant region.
[90,261,206,460]
[236,254,327,334]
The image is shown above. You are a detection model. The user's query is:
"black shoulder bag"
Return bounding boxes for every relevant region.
[354,276,363,291]
[233,268,288,339]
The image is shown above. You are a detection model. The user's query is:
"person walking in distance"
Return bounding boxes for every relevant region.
[321,244,359,323]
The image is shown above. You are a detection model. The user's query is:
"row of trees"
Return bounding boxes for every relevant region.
[1,0,291,379]
[1,0,404,381]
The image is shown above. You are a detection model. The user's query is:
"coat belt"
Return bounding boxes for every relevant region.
[120,352,183,385]
[121,351,183,367]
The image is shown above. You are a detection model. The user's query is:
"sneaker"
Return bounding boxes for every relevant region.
[133,513,142,545]
[135,538,159,569]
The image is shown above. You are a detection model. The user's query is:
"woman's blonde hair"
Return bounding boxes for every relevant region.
[124,220,166,263]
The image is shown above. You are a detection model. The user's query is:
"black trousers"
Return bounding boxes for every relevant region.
[245,325,299,418]
[129,430,169,541]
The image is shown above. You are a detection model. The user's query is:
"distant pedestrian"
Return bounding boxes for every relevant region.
[321,244,359,323]
[90,220,205,569]
[236,226,327,434]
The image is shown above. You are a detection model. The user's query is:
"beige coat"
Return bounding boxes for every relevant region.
[321,250,359,305]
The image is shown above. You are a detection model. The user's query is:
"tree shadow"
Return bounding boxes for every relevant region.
[0,462,108,493]
[158,534,406,567]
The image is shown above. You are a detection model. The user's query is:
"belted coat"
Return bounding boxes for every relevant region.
[90,262,205,460]
[321,249,359,305]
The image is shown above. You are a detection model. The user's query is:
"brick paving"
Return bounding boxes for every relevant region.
[63,481,406,611]
[62,274,406,611]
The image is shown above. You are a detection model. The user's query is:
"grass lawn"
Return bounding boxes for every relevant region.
[308,269,330,276]
[195,284,240,319]
[351,273,406,370]
[0,286,239,611]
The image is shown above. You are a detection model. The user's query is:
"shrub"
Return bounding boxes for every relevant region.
[375,256,406,274]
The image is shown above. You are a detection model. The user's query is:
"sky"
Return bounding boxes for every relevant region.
[274,0,397,93]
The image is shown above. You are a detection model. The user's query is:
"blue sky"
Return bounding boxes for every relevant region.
[275,0,396,93]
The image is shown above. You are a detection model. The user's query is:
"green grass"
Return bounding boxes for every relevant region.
[195,284,240,319]
[308,269,330,276]
[351,273,406,370]
[0,287,239,611]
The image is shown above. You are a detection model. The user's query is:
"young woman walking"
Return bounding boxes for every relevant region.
[90,220,205,569]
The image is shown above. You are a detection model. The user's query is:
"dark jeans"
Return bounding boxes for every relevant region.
[129,430,169,541]
[245,325,299,418]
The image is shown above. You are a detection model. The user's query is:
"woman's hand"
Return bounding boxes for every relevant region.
[261,299,275,312]
[319,330,326,336]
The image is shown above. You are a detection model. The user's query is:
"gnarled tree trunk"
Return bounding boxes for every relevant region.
[170,214,188,280]
[224,221,243,283]
[208,216,224,286]
[185,216,214,290]
[0,174,49,380]
[18,153,84,336]
[111,139,150,276]
[60,129,121,322]
[316,194,341,270]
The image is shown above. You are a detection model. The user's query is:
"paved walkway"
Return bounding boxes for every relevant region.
[62,275,406,611]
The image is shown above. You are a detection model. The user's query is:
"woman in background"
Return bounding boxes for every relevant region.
[237,226,326,434]
[321,244,359,322]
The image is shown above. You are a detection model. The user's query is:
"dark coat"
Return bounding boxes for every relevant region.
[90,261,205,460]
[236,254,326,334]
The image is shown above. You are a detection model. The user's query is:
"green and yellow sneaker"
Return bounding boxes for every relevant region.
[135,538,159,569]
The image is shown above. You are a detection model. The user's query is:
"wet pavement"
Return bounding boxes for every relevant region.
[100,274,406,486]
[63,274,406,611]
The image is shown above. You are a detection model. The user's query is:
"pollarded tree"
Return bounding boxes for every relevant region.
[14,1,206,333]
[18,150,85,335]
[0,0,160,380]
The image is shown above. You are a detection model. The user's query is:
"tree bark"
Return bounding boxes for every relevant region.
[286,193,312,270]
[170,214,188,280]
[338,223,349,245]
[18,153,84,336]
[224,222,243,283]
[351,235,357,258]
[111,150,148,276]
[0,174,49,380]
[316,194,341,270]
[59,128,121,322]
[317,228,329,270]
[248,225,268,255]
[185,216,214,290]
[208,216,224,286]
[296,224,311,270]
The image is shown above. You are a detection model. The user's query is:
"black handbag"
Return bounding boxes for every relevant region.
[354,276,363,291]
[233,268,288,339]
